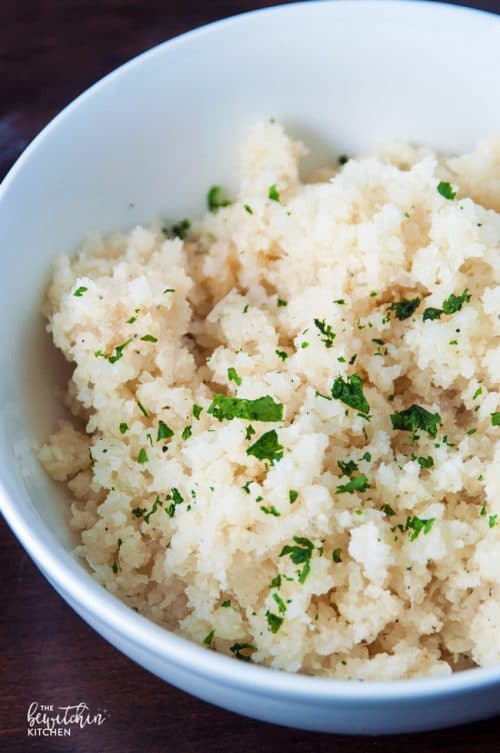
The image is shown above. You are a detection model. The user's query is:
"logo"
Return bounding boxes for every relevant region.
[26,702,108,737]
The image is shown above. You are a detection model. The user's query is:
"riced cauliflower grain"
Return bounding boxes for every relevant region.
[40,122,500,679]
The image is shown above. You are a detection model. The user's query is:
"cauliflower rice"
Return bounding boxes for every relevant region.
[40,122,500,680]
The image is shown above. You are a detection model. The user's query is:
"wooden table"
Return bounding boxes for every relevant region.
[1,2,499,751]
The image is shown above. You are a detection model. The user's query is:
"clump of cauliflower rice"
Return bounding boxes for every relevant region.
[40,122,500,680]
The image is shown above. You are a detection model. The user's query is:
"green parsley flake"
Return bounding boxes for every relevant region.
[332,548,342,563]
[331,373,370,415]
[337,459,358,477]
[137,448,149,464]
[207,394,283,422]
[140,334,158,343]
[207,186,231,211]
[260,505,281,516]
[472,387,483,400]
[181,425,192,440]
[245,424,256,441]
[489,514,498,529]
[268,184,281,202]
[266,611,284,634]
[136,399,149,418]
[491,412,500,426]
[391,404,442,439]
[221,600,231,608]
[193,404,203,420]
[163,288,175,294]
[119,422,129,435]
[168,219,190,239]
[247,430,283,465]
[272,592,287,614]
[112,562,118,574]
[244,204,253,215]
[314,318,336,348]
[437,181,457,200]
[279,536,314,584]
[203,629,215,646]
[165,487,184,518]
[289,490,299,504]
[338,155,349,165]
[300,342,309,349]
[73,286,88,297]
[418,456,434,469]
[277,297,288,307]
[270,574,281,589]
[227,367,242,386]
[442,289,471,314]
[157,420,174,441]
[334,299,345,305]
[144,496,163,524]
[95,339,132,364]
[389,297,421,320]
[230,643,256,662]
[132,507,146,518]
[275,349,288,361]
[243,304,249,314]
[336,473,371,494]
[382,504,396,517]
[405,516,435,541]
[422,307,443,321]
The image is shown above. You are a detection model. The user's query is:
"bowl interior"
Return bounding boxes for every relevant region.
[1,0,500,669]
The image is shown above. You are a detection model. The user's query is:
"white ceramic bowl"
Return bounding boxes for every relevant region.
[1,0,500,735]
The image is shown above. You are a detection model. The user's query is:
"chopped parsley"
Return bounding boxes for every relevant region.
[165,487,184,518]
[144,495,163,523]
[275,349,288,361]
[289,489,299,504]
[193,404,203,420]
[489,514,498,529]
[382,504,396,517]
[442,289,471,314]
[314,318,336,348]
[331,373,370,415]
[163,288,175,294]
[244,204,253,215]
[270,574,282,589]
[405,516,435,541]
[260,505,281,516]
[112,562,118,574]
[334,298,345,305]
[266,611,284,633]
[181,425,192,440]
[137,448,149,464]
[140,334,158,343]
[300,341,309,349]
[268,184,281,202]
[207,394,283,422]
[437,181,457,200]
[491,412,500,426]
[170,219,191,239]
[417,456,434,469]
[391,404,441,439]
[203,629,215,646]
[133,401,149,421]
[229,642,256,662]
[336,473,371,494]
[338,155,349,165]
[221,600,231,608]
[242,480,254,494]
[95,339,132,364]
[279,536,315,583]
[422,307,443,321]
[277,297,288,307]
[207,185,231,211]
[337,459,358,477]
[246,430,283,465]
[472,387,483,400]
[119,422,129,434]
[157,420,174,441]
[245,424,256,440]
[332,548,343,563]
[272,592,287,614]
[131,507,146,518]
[73,286,88,297]
[227,367,242,386]
[389,297,421,320]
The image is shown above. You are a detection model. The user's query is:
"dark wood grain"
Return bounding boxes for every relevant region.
[1,2,499,752]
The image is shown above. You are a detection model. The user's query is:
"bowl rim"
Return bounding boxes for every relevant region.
[1,0,500,701]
